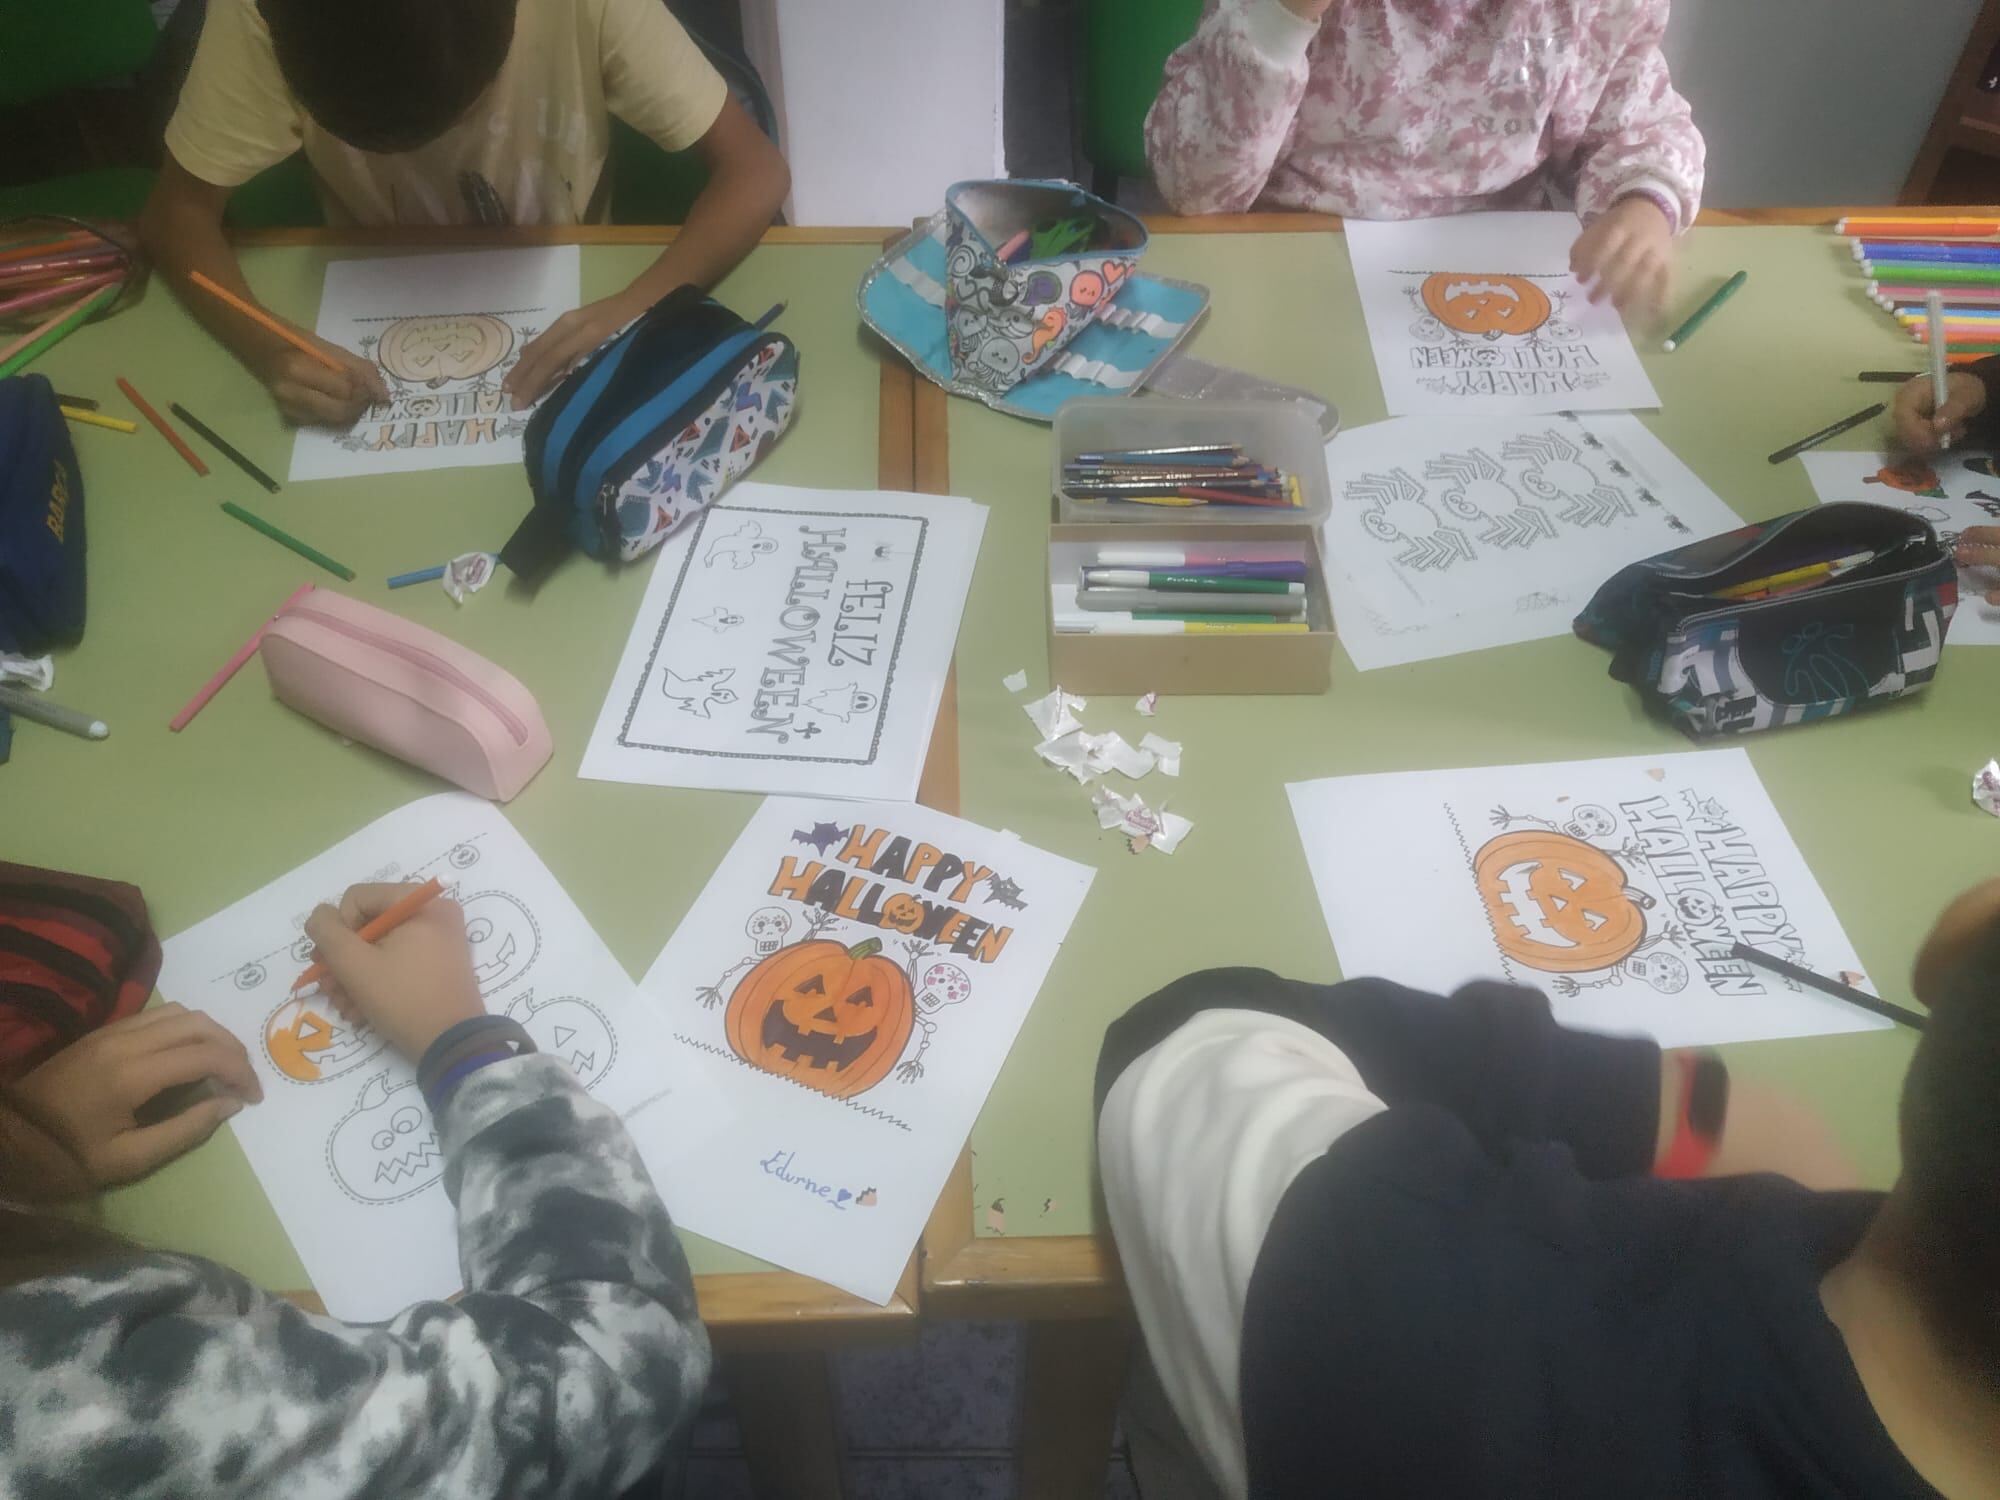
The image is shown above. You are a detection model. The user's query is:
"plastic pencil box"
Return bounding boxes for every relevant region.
[260,590,553,802]
[1574,501,1957,737]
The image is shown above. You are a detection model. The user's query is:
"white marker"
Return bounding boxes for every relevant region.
[1928,290,1952,452]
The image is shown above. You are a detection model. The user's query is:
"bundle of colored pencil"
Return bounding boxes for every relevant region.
[0,227,130,378]
[1060,443,1303,509]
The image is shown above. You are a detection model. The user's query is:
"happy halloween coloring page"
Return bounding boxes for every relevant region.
[1345,214,1660,416]
[1801,448,2000,645]
[157,794,668,1320]
[1287,751,1882,1049]
[1322,412,1743,669]
[580,481,987,800]
[288,247,581,482]
[622,797,1093,1303]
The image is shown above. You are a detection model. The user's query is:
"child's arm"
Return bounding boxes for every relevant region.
[138,159,391,426]
[1143,0,1326,216]
[1565,0,1705,317]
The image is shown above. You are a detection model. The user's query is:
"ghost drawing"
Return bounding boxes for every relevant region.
[703,519,780,570]
[328,1074,443,1204]
[804,682,879,724]
[505,992,615,1089]
[661,667,738,719]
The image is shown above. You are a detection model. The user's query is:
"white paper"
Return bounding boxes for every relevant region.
[1345,213,1660,416]
[580,483,987,800]
[1287,750,1884,1049]
[1801,448,2000,645]
[157,794,668,1321]
[288,247,581,482]
[1324,412,1743,669]
[625,798,1093,1302]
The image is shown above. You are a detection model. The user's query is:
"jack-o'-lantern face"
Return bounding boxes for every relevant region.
[506,992,615,1088]
[375,314,515,388]
[1421,273,1553,338]
[725,936,914,1098]
[328,1074,442,1204]
[263,994,387,1084]
[1474,832,1648,973]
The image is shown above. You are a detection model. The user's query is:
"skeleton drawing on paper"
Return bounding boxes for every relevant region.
[688,824,1027,1101]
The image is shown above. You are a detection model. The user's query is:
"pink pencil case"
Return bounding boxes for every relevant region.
[259,591,552,802]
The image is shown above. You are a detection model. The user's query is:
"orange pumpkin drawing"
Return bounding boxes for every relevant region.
[1474,831,1648,974]
[1864,459,1942,495]
[725,935,914,1098]
[375,313,516,388]
[1420,273,1553,338]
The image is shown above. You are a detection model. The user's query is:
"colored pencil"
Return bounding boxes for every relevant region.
[0,284,119,379]
[0,268,121,321]
[1728,943,1926,1031]
[169,403,279,492]
[0,683,107,740]
[1074,445,1249,463]
[0,250,123,282]
[53,392,97,409]
[170,584,315,732]
[291,879,447,996]
[1929,291,1953,452]
[1839,216,2000,237]
[1767,403,1885,465]
[187,270,345,374]
[387,565,447,588]
[0,232,96,266]
[116,377,208,476]
[61,406,136,433]
[1858,371,1923,382]
[1662,270,1747,351]
[219,502,354,579]
[1712,551,1872,600]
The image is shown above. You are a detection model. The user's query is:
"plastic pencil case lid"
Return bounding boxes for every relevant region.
[258,590,552,802]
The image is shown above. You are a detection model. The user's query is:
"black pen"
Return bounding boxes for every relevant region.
[1729,942,1926,1030]
[1766,403,1886,465]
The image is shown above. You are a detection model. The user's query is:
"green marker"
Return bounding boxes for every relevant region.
[1662,270,1748,352]
[219,502,355,580]
[1082,568,1304,595]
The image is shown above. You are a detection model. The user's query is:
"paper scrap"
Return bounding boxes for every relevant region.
[1036,729,1157,781]
[1134,692,1157,717]
[1003,669,1029,693]
[1092,786,1192,855]
[1023,688,1087,740]
[442,551,498,603]
[1975,759,2000,818]
[987,1199,1007,1235]
[0,653,53,689]
[1139,733,1181,777]
[1033,734,1095,782]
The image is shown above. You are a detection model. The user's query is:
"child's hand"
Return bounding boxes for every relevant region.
[506,292,644,410]
[1570,196,1674,320]
[1892,370,1985,454]
[11,1005,263,1188]
[1912,876,2000,1007]
[262,334,392,428]
[1953,525,2000,604]
[303,883,486,1063]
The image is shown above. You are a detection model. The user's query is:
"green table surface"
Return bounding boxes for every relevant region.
[948,225,1988,1245]
[5,240,888,1287]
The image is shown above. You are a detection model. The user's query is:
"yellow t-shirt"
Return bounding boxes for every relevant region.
[164,0,729,227]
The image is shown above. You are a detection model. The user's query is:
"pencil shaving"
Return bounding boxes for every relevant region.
[1973,759,2000,818]
[1022,687,1087,740]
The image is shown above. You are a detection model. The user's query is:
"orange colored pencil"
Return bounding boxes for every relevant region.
[0,232,96,267]
[188,269,345,375]
[291,878,448,995]
[116,376,209,476]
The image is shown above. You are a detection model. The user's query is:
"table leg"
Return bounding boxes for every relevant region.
[719,1347,847,1500]
[1018,1317,1133,1500]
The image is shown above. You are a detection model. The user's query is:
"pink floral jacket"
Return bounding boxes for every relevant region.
[1145,0,1705,231]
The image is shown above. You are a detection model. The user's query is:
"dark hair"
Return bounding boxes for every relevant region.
[1898,920,2000,1390]
[256,0,519,155]
[0,1094,131,1289]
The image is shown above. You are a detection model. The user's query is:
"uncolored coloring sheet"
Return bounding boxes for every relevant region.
[580,482,987,800]
[289,247,580,482]
[1800,448,2000,645]
[1345,213,1660,416]
[624,798,1093,1303]
[1287,750,1883,1049]
[157,794,667,1320]
[1322,412,1743,669]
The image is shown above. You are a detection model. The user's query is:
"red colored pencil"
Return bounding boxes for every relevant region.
[0,269,122,322]
[116,376,209,476]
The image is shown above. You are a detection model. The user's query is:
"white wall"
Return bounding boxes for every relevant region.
[741,0,1006,227]
[1662,0,1980,207]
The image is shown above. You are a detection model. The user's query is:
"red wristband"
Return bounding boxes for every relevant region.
[1654,1051,1722,1179]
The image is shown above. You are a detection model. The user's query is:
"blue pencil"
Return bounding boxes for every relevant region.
[387,565,446,588]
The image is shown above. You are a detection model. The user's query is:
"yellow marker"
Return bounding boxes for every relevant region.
[61,405,137,433]
[1187,620,1309,634]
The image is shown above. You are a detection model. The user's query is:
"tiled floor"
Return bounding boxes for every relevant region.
[686,1321,1139,1498]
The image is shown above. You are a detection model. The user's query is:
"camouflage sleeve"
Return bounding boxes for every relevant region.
[0,1054,711,1499]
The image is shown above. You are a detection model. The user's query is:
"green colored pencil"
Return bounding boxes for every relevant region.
[0,284,120,379]
[219,502,355,580]
[1662,270,1747,352]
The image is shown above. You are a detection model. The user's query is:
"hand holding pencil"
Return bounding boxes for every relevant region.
[184,268,388,427]
[299,882,487,1063]
[1891,367,1986,454]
